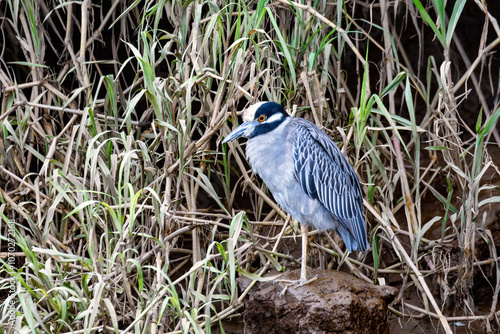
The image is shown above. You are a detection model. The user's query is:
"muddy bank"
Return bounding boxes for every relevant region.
[237,269,397,334]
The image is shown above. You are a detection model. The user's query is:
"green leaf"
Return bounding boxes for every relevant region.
[265,7,297,88]
[476,107,483,134]
[422,180,459,214]
[480,107,500,137]
[411,0,445,46]
[380,72,406,98]
[188,167,230,215]
[425,146,453,151]
[7,61,48,68]
[446,0,467,48]
[415,216,441,248]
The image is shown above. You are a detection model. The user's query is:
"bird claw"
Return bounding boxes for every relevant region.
[278,275,318,297]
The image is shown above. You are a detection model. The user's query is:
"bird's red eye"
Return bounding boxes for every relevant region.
[258,115,266,122]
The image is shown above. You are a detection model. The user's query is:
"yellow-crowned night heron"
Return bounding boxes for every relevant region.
[223,101,369,287]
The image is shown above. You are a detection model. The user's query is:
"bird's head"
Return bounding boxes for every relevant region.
[222,102,289,143]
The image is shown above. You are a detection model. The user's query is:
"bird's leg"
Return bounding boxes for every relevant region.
[278,224,318,296]
[298,224,318,285]
[300,223,308,281]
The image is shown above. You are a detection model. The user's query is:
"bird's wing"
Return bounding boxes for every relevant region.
[293,119,368,251]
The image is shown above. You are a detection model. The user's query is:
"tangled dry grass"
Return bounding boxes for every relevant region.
[1,1,500,333]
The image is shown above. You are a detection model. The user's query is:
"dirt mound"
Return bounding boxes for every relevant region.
[238,269,397,334]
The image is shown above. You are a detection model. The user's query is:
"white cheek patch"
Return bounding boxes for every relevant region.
[265,112,283,123]
[243,101,266,122]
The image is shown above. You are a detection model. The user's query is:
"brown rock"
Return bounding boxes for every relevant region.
[238,269,397,334]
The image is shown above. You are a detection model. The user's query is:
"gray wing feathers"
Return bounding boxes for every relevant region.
[293,120,369,252]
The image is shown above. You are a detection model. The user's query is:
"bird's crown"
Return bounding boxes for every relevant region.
[243,101,289,123]
[222,102,289,143]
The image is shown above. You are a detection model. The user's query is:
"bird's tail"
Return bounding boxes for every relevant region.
[337,214,369,252]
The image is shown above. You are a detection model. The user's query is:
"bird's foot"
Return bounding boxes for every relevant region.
[278,275,318,297]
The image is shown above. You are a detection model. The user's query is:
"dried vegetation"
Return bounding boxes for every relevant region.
[1,0,500,333]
